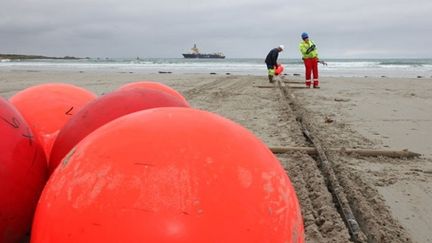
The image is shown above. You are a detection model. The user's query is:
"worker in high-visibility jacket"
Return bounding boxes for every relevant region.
[265,45,284,83]
[299,32,319,88]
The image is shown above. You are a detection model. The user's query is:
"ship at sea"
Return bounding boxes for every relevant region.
[182,44,225,59]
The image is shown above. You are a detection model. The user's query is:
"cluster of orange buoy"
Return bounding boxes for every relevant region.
[1,81,304,242]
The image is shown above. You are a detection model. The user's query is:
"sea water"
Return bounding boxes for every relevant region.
[1,58,431,78]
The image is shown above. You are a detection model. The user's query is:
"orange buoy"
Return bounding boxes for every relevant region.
[32,107,304,243]
[0,97,48,243]
[9,83,96,160]
[48,88,189,175]
[275,64,284,76]
[118,81,189,106]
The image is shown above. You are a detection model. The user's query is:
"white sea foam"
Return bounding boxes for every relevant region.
[0,58,431,78]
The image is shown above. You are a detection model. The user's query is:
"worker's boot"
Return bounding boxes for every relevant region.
[305,80,311,88]
[268,75,274,83]
[313,80,320,89]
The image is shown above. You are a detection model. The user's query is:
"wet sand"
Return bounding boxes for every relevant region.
[1,69,431,242]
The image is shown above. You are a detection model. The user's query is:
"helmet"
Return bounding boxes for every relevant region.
[301,32,309,39]
[278,45,284,50]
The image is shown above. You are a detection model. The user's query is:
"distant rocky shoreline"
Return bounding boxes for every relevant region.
[0,54,81,60]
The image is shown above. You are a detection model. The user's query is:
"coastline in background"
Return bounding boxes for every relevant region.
[1,58,431,78]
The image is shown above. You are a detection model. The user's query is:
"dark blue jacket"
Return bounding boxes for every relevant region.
[265,48,279,68]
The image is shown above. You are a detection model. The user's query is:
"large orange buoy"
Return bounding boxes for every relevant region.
[48,88,190,175]
[118,81,189,106]
[0,97,48,243]
[9,83,96,160]
[275,64,284,76]
[32,107,304,243]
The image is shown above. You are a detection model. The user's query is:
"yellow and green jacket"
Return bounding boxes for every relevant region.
[299,40,318,59]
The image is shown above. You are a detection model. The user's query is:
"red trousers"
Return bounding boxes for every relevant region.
[303,58,319,87]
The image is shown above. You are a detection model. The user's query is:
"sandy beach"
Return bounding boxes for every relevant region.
[1,69,431,242]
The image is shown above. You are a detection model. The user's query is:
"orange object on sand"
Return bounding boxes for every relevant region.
[275,64,284,75]
[9,83,96,160]
[32,107,304,243]
[0,97,47,243]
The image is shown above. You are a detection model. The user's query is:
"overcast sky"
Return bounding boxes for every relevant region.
[1,0,431,58]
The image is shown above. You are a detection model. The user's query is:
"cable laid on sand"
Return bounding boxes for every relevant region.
[277,80,366,242]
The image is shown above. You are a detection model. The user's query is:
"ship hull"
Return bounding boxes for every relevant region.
[182,53,225,59]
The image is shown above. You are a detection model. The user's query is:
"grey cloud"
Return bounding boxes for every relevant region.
[1,0,431,58]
